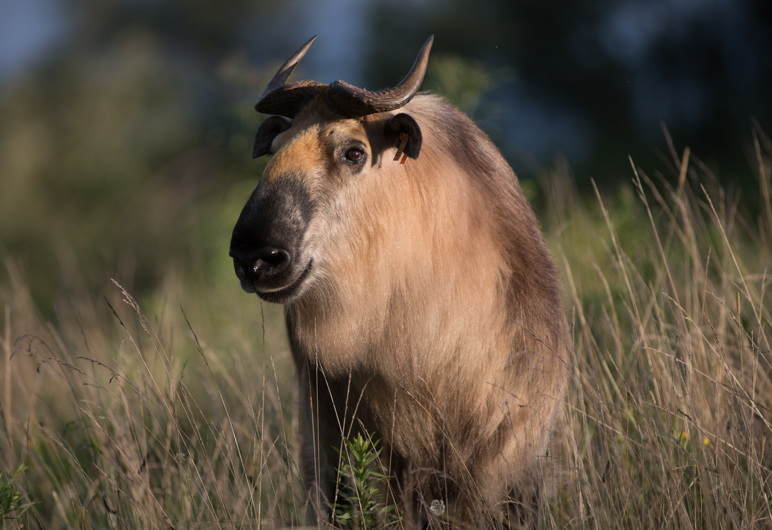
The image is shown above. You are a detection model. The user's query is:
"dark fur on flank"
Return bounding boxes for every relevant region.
[232,92,568,527]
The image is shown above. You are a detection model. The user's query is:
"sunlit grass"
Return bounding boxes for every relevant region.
[1,127,771,528]
[542,128,772,529]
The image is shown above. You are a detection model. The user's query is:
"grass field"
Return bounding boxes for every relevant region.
[1,129,771,528]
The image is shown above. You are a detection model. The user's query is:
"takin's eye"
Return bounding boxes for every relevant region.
[344,148,365,163]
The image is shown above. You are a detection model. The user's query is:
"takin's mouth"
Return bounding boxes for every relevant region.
[249,260,314,304]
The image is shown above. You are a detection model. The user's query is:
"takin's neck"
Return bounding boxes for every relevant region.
[288,157,515,380]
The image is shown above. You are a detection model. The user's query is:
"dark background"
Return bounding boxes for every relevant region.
[1,0,770,308]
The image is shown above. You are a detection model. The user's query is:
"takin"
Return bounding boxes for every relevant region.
[229,36,568,528]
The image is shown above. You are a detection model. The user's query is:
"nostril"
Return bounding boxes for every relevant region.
[234,262,246,279]
[229,248,249,277]
[230,246,292,282]
[252,247,291,273]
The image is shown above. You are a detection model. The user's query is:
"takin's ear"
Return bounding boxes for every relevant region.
[383,113,423,160]
[253,115,292,158]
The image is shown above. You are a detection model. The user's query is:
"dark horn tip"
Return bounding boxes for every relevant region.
[304,35,319,49]
[418,35,434,62]
[257,35,320,104]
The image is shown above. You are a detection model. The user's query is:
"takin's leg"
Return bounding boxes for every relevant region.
[297,363,365,525]
[472,351,566,529]
[502,466,543,530]
[287,313,351,524]
[297,362,343,524]
[297,363,333,523]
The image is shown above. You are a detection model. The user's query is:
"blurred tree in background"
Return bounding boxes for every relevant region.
[0,0,770,310]
[0,0,284,310]
[365,0,772,187]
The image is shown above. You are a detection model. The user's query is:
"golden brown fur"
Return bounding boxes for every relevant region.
[255,93,567,526]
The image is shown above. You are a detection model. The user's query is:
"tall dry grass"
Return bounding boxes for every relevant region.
[1,127,771,528]
[0,259,301,528]
[543,125,772,529]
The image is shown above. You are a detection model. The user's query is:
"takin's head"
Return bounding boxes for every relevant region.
[229,36,434,304]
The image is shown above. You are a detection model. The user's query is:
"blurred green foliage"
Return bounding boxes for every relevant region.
[423,53,513,117]
[0,28,268,311]
[0,465,35,521]
[0,0,769,318]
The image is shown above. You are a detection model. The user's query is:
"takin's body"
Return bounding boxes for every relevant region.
[229,36,567,527]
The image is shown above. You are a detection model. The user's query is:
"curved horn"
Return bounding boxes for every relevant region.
[325,35,434,118]
[255,36,325,117]
[259,35,317,101]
